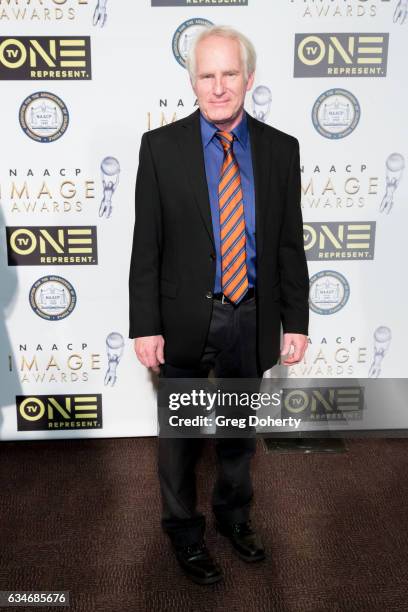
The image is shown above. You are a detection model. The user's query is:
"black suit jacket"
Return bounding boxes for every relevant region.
[128,108,309,372]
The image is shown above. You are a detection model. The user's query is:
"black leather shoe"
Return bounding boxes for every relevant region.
[174,541,223,585]
[216,520,265,562]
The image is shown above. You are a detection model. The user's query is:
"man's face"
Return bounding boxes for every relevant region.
[192,35,254,127]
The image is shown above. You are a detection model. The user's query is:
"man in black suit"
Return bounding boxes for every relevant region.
[129,26,309,585]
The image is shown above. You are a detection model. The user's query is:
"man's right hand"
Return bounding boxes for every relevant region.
[134,335,165,374]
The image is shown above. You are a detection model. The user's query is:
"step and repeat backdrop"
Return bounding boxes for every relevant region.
[0,0,407,440]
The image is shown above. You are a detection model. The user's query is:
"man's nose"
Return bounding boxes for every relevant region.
[213,76,226,95]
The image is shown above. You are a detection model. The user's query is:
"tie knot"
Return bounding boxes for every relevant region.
[216,131,234,153]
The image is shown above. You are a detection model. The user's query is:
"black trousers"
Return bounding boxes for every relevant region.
[158,295,262,548]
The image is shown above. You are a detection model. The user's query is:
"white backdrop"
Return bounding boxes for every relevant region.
[1,0,407,440]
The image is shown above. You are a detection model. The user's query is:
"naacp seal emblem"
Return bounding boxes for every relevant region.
[312,88,360,139]
[19,91,69,142]
[29,275,76,320]
[172,18,213,69]
[309,270,350,315]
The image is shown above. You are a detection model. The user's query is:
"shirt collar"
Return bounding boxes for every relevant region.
[199,110,249,149]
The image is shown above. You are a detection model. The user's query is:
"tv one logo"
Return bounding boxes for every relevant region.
[303,222,376,260]
[294,33,388,77]
[152,0,248,4]
[0,36,91,79]
[6,226,98,265]
[16,394,103,431]
[281,387,363,421]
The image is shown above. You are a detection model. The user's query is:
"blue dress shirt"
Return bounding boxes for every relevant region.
[200,111,256,294]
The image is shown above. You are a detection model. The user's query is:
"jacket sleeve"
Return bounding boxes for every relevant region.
[128,132,163,338]
[278,138,309,335]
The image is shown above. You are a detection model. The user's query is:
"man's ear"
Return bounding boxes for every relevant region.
[246,72,255,92]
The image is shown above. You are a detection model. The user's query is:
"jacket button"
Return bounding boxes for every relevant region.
[205,291,213,299]
[210,253,216,261]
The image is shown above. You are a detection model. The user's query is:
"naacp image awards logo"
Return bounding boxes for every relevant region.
[309,270,350,315]
[19,91,69,142]
[312,88,360,139]
[29,275,77,320]
[172,18,213,68]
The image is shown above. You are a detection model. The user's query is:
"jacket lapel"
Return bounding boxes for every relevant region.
[247,111,269,261]
[176,108,215,249]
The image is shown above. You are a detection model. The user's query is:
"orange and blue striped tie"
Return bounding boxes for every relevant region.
[216,131,248,304]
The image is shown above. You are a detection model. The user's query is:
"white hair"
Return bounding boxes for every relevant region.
[186,25,256,85]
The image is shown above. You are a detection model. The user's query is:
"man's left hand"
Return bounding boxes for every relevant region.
[280,333,308,365]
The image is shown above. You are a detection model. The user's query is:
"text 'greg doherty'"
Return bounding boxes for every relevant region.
[168,390,282,411]
[168,415,302,429]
